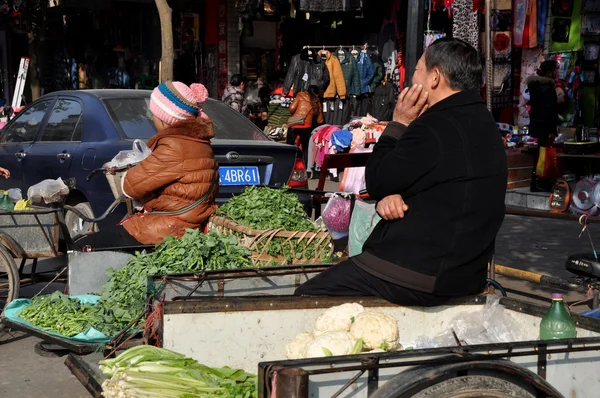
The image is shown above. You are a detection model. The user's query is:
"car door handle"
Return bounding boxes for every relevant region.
[14,152,26,160]
[57,153,71,160]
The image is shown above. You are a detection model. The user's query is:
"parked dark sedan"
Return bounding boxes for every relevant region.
[0,90,310,236]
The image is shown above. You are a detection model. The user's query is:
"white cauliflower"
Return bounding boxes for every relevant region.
[314,303,365,335]
[350,310,399,350]
[285,332,315,360]
[302,331,355,358]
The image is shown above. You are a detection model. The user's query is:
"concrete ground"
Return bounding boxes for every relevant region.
[1,178,598,397]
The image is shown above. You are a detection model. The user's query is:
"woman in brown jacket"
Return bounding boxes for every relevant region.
[77,82,218,249]
[287,85,324,165]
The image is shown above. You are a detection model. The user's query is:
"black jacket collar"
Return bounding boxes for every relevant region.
[424,90,484,115]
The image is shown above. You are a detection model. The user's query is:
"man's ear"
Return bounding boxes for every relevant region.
[430,67,441,90]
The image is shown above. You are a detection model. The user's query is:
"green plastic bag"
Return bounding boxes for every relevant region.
[3,295,112,343]
[348,200,381,257]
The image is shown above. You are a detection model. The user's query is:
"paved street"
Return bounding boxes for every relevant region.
[1,182,599,397]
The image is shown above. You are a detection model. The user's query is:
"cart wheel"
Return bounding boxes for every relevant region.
[34,341,71,358]
[0,245,19,314]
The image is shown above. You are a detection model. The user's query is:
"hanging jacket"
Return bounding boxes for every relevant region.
[222,86,248,115]
[526,75,558,143]
[300,0,343,11]
[318,50,347,99]
[289,92,325,128]
[122,118,218,245]
[356,52,375,95]
[284,48,330,96]
[371,83,395,121]
[369,54,384,92]
[336,49,361,96]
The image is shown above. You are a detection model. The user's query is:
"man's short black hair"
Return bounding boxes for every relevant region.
[230,74,246,87]
[425,38,482,91]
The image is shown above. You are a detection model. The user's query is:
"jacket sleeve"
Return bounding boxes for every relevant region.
[333,58,347,99]
[283,57,298,96]
[370,62,383,92]
[365,121,440,201]
[363,57,374,93]
[316,103,325,124]
[122,140,184,200]
[289,95,300,114]
[351,61,361,96]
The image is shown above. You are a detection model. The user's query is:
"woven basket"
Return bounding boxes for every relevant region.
[105,171,127,200]
[208,215,334,266]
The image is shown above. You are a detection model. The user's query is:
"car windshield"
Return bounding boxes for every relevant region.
[102,97,269,141]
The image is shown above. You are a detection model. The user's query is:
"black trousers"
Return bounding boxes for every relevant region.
[75,225,145,251]
[295,259,457,306]
[287,126,313,165]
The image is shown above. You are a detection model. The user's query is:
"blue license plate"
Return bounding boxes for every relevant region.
[219,166,261,186]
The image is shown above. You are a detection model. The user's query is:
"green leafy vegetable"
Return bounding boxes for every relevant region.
[100,346,257,398]
[350,339,364,355]
[322,347,334,357]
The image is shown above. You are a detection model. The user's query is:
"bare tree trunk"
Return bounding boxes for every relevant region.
[27,32,41,101]
[155,0,174,82]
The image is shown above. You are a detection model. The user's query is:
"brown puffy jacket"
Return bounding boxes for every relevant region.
[121,118,218,245]
[318,50,347,99]
[290,92,324,128]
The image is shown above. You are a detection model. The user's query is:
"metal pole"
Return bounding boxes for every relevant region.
[405,0,424,87]
[275,368,309,398]
[485,0,493,111]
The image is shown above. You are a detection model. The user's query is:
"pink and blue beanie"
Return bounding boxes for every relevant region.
[149,81,209,126]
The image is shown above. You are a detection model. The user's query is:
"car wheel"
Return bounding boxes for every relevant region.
[64,202,96,238]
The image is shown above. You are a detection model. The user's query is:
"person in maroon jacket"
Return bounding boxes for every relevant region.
[296,38,508,306]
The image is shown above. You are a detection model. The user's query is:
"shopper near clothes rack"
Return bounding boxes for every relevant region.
[222,74,249,116]
[287,85,324,166]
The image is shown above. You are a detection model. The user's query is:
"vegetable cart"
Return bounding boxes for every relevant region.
[151,295,600,398]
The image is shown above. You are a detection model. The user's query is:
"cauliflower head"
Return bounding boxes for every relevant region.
[302,331,355,358]
[314,303,365,335]
[285,332,315,360]
[350,310,399,350]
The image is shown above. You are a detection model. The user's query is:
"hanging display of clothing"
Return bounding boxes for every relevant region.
[369,53,384,92]
[356,51,375,95]
[452,0,479,49]
[323,97,354,125]
[299,0,362,12]
[318,50,347,99]
[371,82,395,121]
[283,48,330,97]
[537,0,548,47]
[336,49,361,96]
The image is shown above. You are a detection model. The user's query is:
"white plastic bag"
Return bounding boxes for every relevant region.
[27,178,70,204]
[7,188,22,203]
[104,139,151,169]
[348,199,381,257]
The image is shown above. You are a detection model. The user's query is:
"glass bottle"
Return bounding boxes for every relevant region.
[540,293,577,340]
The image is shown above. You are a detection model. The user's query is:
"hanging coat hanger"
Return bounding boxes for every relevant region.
[351,45,359,58]
[337,45,344,55]
[321,45,327,60]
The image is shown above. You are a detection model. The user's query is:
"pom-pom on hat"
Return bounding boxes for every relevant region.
[150,81,209,126]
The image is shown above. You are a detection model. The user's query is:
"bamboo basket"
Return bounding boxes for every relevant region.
[207,215,334,266]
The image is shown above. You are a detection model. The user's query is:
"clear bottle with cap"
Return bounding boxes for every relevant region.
[539,293,577,340]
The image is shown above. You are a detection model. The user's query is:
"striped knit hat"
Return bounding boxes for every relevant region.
[150,81,209,126]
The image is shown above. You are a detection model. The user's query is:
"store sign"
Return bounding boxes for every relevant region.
[217,0,228,98]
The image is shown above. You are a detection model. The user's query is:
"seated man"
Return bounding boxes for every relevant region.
[295,38,508,306]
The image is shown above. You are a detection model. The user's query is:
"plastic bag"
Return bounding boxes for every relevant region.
[339,148,371,194]
[7,188,22,203]
[322,193,352,239]
[27,178,70,204]
[348,199,381,257]
[411,296,529,349]
[104,139,151,170]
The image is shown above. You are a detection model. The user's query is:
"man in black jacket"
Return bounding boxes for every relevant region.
[295,38,508,306]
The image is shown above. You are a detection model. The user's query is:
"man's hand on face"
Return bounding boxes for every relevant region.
[376,194,409,221]
[393,84,429,127]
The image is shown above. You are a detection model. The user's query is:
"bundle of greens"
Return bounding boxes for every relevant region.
[19,292,98,337]
[100,345,257,398]
[20,230,252,337]
[215,186,331,263]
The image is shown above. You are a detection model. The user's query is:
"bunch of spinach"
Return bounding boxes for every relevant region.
[216,186,316,231]
[21,230,252,337]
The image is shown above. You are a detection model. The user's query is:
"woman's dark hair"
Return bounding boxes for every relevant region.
[425,38,482,91]
[308,85,320,113]
[230,74,246,87]
[538,60,557,77]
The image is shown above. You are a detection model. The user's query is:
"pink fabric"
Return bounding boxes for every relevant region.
[312,126,340,168]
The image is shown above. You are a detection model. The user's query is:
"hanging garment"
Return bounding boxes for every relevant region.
[336,49,361,96]
[369,53,384,91]
[318,50,348,99]
[452,0,479,49]
[300,0,344,12]
[356,52,375,94]
[378,23,397,56]
[371,83,395,121]
[284,48,330,96]
[513,0,528,47]
[521,0,537,48]
[356,95,373,116]
[537,0,548,47]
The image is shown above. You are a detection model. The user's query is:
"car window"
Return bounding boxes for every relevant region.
[102,97,269,141]
[103,97,156,139]
[41,99,83,142]
[202,100,269,141]
[0,100,52,143]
